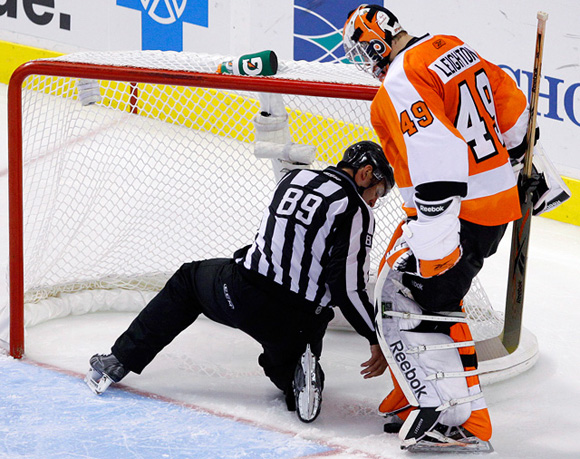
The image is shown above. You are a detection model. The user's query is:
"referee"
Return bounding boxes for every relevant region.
[86,141,394,422]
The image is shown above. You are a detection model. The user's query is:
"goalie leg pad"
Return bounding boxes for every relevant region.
[449,320,492,441]
[375,270,475,441]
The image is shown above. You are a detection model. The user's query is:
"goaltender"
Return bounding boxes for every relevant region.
[343,3,569,453]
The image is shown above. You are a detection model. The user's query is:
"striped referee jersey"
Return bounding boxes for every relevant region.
[239,166,377,343]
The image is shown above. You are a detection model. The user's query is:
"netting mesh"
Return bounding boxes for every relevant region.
[16,51,503,341]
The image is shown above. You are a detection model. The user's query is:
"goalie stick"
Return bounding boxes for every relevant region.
[502,12,549,353]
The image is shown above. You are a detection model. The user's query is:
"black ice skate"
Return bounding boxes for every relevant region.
[85,353,128,395]
[403,422,494,453]
[292,344,324,423]
[380,403,412,434]
[383,414,405,434]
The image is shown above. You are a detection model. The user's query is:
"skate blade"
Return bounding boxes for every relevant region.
[296,385,321,423]
[295,347,321,423]
[404,438,494,454]
[84,369,114,395]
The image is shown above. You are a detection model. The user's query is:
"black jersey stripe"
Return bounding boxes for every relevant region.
[240,167,377,342]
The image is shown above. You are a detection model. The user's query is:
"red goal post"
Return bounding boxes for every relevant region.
[5,51,537,383]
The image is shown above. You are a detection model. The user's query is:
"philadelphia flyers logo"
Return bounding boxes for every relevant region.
[370,39,387,54]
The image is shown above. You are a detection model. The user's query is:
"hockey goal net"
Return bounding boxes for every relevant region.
[5,51,537,381]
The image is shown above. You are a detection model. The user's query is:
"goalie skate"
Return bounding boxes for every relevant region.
[293,344,323,423]
[85,353,127,395]
[403,424,494,454]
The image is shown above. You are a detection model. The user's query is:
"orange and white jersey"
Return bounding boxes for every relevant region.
[371,34,528,226]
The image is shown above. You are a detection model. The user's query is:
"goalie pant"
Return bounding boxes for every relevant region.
[376,219,508,443]
[111,258,333,394]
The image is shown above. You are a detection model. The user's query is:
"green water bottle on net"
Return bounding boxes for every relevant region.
[217,50,278,76]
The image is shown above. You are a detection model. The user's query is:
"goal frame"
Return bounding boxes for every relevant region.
[7,59,377,359]
[6,54,537,385]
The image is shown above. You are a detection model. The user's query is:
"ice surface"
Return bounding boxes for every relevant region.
[1,83,580,458]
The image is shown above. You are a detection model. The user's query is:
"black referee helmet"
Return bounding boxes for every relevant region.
[338,140,395,193]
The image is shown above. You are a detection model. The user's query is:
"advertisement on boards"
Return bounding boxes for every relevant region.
[117,0,208,51]
[293,0,360,63]
[0,0,579,177]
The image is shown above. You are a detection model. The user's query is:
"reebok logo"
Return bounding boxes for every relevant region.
[413,417,425,435]
[223,283,235,309]
[418,201,450,217]
[420,204,444,213]
[390,340,428,399]
[516,280,523,304]
[410,279,424,291]
[434,260,453,271]
[432,38,446,49]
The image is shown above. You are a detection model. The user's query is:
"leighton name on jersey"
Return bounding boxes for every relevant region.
[429,45,480,84]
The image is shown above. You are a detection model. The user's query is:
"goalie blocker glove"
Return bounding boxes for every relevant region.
[516,144,572,216]
[509,129,571,216]
[386,195,462,278]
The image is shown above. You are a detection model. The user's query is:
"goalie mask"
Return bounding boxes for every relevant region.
[338,140,395,198]
[343,4,403,80]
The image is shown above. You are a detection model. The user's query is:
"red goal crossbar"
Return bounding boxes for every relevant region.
[7,59,378,358]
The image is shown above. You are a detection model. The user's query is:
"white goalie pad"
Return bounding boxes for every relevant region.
[374,269,475,427]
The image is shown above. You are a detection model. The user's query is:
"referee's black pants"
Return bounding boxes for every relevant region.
[112,259,333,393]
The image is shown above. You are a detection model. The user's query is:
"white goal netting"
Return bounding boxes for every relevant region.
[8,50,505,348]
